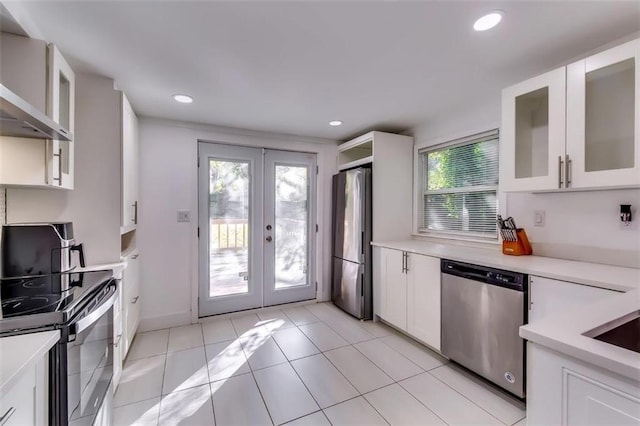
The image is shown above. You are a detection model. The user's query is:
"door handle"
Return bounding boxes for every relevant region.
[266,236,272,242]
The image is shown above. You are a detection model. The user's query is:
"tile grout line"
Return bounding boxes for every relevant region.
[143,307,522,426]
[230,317,277,426]
[350,335,425,379]
[426,367,514,426]
[252,315,326,424]
[199,323,218,426]
[155,327,172,426]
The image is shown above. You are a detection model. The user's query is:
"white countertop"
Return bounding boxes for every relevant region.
[0,330,59,394]
[76,261,126,279]
[520,290,640,381]
[372,239,640,380]
[371,240,640,292]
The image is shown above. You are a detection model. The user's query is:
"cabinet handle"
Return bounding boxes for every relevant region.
[131,254,139,260]
[405,253,410,273]
[114,333,122,348]
[401,252,405,273]
[0,407,16,426]
[558,156,564,189]
[132,201,138,224]
[53,147,62,184]
[58,148,63,186]
[565,155,572,188]
[132,296,139,304]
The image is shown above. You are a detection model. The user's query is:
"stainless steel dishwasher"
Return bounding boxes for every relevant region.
[441,259,528,398]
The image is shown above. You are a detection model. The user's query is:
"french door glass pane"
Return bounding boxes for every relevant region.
[208,159,250,297]
[274,165,308,289]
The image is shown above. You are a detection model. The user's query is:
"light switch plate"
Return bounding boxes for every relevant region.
[534,210,545,227]
[177,210,191,222]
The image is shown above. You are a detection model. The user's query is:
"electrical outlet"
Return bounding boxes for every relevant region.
[534,210,545,227]
[177,210,191,222]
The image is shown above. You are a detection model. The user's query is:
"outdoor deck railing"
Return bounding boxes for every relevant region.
[211,218,248,249]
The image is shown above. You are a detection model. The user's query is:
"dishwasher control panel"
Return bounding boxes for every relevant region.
[441,259,527,292]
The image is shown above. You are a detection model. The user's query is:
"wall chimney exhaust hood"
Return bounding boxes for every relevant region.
[0,84,72,141]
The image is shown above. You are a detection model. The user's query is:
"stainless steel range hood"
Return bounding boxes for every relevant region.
[0,84,72,141]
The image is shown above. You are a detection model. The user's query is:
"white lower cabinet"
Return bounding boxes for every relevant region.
[0,356,47,426]
[377,247,441,350]
[113,281,124,391]
[529,276,619,324]
[122,251,141,358]
[380,248,408,330]
[407,254,441,351]
[528,343,640,425]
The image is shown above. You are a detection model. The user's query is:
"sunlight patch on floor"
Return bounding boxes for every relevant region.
[131,319,282,424]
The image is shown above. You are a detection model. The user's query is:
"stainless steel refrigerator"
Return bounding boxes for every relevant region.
[331,167,372,319]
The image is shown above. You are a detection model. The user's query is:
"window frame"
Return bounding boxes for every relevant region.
[417,129,500,241]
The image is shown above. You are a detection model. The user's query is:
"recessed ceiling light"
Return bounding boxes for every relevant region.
[173,94,193,103]
[329,120,343,126]
[473,11,503,31]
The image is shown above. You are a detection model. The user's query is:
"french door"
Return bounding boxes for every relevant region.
[198,142,317,317]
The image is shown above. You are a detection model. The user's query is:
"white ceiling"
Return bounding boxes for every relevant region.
[4,1,639,140]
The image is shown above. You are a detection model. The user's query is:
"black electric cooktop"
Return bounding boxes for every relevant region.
[0,269,114,334]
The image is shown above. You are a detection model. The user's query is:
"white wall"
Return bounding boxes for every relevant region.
[408,93,640,268]
[138,118,338,331]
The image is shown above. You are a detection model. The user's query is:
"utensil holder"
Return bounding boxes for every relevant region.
[502,228,533,256]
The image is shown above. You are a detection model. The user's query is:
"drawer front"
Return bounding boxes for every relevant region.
[0,364,37,426]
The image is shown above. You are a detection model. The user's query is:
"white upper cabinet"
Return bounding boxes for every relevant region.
[48,44,75,189]
[566,39,640,188]
[121,93,139,233]
[501,68,567,192]
[0,35,75,189]
[501,38,639,192]
[338,131,414,242]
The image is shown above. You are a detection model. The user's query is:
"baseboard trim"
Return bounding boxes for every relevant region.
[198,299,318,322]
[138,311,192,332]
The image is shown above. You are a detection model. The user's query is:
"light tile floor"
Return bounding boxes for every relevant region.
[115,302,526,426]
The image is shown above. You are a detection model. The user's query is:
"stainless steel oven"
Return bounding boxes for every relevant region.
[50,279,117,425]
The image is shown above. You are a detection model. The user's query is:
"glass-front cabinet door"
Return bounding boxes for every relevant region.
[48,44,75,189]
[566,39,639,188]
[501,67,567,191]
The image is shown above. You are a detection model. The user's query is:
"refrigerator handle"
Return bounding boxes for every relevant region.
[361,231,365,263]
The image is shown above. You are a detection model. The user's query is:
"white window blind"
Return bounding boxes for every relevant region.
[419,130,499,239]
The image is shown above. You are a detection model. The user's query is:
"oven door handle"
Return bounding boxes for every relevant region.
[74,283,118,335]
